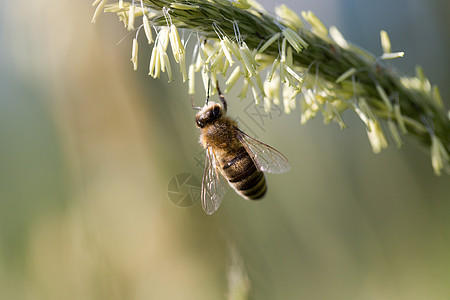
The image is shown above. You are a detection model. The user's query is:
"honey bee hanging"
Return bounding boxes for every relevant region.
[193,81,290,215]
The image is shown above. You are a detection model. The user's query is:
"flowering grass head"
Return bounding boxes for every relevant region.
[93,0,449,175]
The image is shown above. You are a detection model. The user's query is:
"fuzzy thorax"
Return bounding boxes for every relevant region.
[198,118,240,151]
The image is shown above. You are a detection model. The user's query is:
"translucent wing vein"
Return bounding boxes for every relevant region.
[201,147,227,215]
[235,127,291,174]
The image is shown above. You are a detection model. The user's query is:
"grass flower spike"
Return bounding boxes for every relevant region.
[93,0,450,175]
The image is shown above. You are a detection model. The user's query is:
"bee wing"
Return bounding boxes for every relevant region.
[235,127,291,174]
[201,147,227,215]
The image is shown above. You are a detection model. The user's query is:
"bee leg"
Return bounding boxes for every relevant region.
[216,80,227,112]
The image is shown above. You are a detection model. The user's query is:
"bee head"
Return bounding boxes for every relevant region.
[195,101,224,128]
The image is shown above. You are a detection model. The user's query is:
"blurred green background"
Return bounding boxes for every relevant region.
[0,0,449,299]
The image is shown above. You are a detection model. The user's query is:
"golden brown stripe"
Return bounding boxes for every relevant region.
[222,147,247,170]
[221,149,255,182]
[220,147,267,200]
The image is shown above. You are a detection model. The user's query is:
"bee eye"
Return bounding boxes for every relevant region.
[213,106,221,117]
[196,118,205,128]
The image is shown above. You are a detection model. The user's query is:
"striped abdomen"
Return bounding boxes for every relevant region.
[220,147,266,199]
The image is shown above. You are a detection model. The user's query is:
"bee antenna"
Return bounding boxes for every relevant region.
[216,80,227,112]
[191,96,202,110]
[205,78,211,105]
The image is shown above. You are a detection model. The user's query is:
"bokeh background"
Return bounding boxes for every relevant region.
[1,0,449,299]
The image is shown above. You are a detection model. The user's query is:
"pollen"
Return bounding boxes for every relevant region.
[220,38,235,65]
[127,3,135,30]
[91,0,108,23]
[131,38,138,70]
[239,78,250,99]
[387,120,403,148]
[160,51,173,82]
[367,119,388,154]
[264,72,280,106]
[258,33,281,54]
[275,5,303,29]
[225,66,242,93]
[301,11,328,37]
[335,68,356,83]
[329,26,349,49]
[431,135,449,176]
[282,28,307,53]
[380,30,391,54]
[169,24,184,63]
[284,65,303,85]
[179,52,188,82]
[238,43,258,77]
[282,83,297,114]
[143,14,153,44]
[380,52,404,60]
[148,46,158,76]
[251,82,260,104]
[267,59,279,82]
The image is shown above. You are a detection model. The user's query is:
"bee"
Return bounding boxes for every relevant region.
[193,81,290,215]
